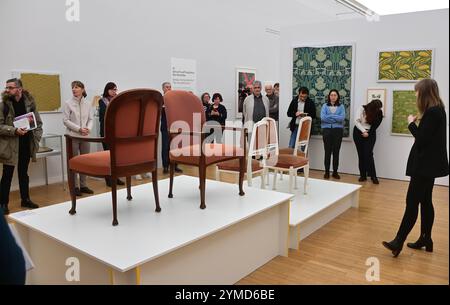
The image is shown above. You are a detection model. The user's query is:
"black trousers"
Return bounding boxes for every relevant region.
[161,110,170,169]
[396,175,435,242]
[322,128,343,173]
[353,127,377,178]
[1,138,31,206]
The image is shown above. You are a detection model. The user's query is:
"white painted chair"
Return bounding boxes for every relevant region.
[279,116,312,158]
[263,117,310,194]
[216,120,267,188]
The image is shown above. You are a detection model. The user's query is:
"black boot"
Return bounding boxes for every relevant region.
[407,234,433,252]
[382,237,404,258]
[332,172,341,179]
[105,177,112,187]
[21,199,39,209]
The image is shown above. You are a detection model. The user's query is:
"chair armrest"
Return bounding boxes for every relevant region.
[64,134,105,143]
[169,129,207,136]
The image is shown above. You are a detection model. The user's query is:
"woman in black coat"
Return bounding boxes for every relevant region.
[353,99,383,184]
[383,79,449,257]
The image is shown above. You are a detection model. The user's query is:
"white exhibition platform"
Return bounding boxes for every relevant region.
[264,174,361,250]
[9,176,293,285]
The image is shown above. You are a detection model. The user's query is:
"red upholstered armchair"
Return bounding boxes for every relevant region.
[65,89,163,226]
[163,90,247,209]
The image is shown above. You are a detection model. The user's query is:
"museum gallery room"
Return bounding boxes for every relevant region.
[0,0,448,286]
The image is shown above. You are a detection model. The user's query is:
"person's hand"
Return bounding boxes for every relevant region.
[408,115,417,124]
[15,128,28,136]
[80,128,90,136]
[295,111,302,117]
[362,132,369,138]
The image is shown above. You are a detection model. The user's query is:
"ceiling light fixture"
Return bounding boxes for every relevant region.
[335,0,376,17]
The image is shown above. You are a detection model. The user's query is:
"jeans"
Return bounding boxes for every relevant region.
[289,126,298,148]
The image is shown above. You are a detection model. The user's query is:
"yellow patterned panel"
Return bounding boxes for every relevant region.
[21,73,61,112]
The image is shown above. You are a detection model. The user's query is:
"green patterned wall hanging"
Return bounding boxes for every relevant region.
[378,49,433,82]
[392,90,417,136]
[292,45,353,136]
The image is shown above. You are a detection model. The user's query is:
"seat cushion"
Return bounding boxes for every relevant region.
[278,147,306,157]
[271,154,308,169]
[170,144,245,165]
[69,151,111,176]
[217,158,263,172]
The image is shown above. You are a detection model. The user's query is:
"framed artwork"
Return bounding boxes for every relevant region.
[292,43,355,137]
[391,90,417,136]
[367,88,387,115]
[377,49,434,82]
[236,68,256,118]
[12,70,62,112]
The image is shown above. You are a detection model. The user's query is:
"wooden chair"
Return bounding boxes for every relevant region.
[279,116,312,157]
[65,89,163,226]
[215,119,268,188]
[163,90,247,209]
[263,117,309,194]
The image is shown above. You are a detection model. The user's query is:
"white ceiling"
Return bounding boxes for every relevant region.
[251,0,362,30]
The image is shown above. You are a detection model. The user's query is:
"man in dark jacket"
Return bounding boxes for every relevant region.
[287,87,316,148]
[0,79,43,215]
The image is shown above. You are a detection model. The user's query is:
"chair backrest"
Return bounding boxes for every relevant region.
[262,117,279,156]
[104,89,163,167]
[294,116,312,157]
[249,120,269,159]
[164,90,206,132]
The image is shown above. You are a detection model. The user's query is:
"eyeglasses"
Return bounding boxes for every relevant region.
[253,87,261,89]
[5,86,18,90]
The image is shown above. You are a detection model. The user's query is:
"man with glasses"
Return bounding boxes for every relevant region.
[0,78,43,214]
[242,80,269,130]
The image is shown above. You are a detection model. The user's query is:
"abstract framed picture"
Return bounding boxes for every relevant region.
[377,49,434,82]
[391,90,417,136]
[367,88,387,115]
[12,70,62,113]
[292,43,355,137]
[236,68,256,118]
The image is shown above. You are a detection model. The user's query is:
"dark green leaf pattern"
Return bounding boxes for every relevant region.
[292,46,353,136]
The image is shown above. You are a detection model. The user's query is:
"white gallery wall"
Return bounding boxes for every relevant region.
[279,9,449,186]
[0,0,281,188]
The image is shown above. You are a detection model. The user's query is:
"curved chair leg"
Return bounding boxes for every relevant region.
[294,169,298,190]
[272,169,277,190]
[68,169,77,215]
[126,176,132,200]
[260,169,265,189]
[304,165,309,195]
[168,162,175,198]
[247,168,253,187]
[289,168,294,193]
[111,179,118,226]
[215,166,220,182]
[238,157,245,196]
[199,164,207,209]
[152,169,161,212]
